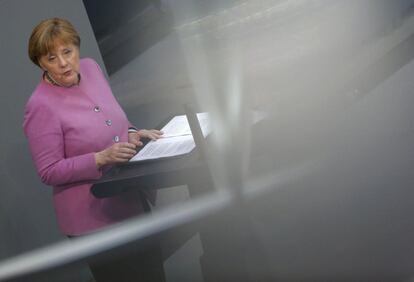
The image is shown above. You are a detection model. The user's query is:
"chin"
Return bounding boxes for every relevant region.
[61,77,77,86]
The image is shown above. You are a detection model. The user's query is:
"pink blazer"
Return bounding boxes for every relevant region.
[23,58,143,235]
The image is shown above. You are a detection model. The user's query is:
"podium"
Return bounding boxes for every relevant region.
[91,151,205,198]
[91,150,264,281]
[91,106,273,281]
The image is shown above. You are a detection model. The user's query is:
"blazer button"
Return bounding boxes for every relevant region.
[113,135,120,143]
[106,119,112,126]
[94,106,100,112]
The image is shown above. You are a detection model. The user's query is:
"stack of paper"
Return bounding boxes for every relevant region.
[129,113,210,162]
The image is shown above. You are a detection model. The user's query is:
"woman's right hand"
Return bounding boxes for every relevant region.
[95,142,137,168]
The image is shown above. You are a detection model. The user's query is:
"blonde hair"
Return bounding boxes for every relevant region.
[28,17,80,67]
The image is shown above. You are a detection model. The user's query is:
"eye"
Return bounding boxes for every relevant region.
[64,49,72,54]
[48,56,56,62]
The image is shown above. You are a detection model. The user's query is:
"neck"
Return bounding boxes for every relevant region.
[43,71,80,88]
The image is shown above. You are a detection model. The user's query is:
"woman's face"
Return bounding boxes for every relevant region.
[39,41,80,87]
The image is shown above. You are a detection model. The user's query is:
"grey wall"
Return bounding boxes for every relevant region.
[0,0,106,280]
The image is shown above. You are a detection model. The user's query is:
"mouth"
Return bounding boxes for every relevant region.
[63,70,73,76]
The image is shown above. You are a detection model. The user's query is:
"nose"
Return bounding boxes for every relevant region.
[57,55,68,68]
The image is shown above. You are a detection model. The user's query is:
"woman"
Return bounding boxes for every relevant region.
[24,18,165,281]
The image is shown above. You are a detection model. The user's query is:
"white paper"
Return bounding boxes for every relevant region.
[130,135,195,162]
[161,112,211,138]
[129,112,210,162]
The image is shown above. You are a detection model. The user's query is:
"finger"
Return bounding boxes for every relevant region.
[118,148,138,155]
[150,129,163,135]
[113,157,130,163]
[149,132,163,140]
[113,153,135,161]
[128,138,142,146]
[118,152,135,158]
[118,142,137,150]
[130,140,143,146]
[129,132,141,139]
[131,142,143,147]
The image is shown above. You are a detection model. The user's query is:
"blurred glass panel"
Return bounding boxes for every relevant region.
[83,1,414,280]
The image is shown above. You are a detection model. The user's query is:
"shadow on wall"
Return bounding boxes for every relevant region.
[3,140,63,247]
[3,140,94,282]
[83,0,174,74]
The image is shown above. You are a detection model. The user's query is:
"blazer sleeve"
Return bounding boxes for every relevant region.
[23,102,102,186]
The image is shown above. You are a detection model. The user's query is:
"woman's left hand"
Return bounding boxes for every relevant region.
[128,132,143,147]
[138,129,163,141]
